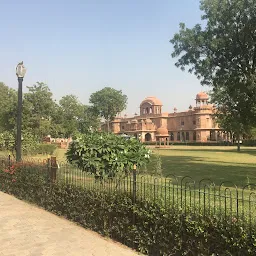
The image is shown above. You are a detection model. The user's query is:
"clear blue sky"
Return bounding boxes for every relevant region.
[0,0,206,116]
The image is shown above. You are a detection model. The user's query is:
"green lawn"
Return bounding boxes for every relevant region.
[1,145,256,188]
[151,146,256,187]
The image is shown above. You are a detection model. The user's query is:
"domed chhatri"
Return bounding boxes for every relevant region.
[156,127,169,136]
[140,96,162,106]
[196,92,209,100]
[104,91,224,144]
[140,96,163,115]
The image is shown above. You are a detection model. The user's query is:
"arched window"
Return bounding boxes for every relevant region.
[193,132,196,141]
[181,132,185,142]
[145,133,152,141]
[170,132,174,141]
[186,132,189,141]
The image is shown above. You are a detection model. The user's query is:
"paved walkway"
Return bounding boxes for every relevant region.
[0,192,141,256]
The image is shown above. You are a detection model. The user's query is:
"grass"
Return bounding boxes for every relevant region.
[1,146,256,221]
[148,146,256,188]
[2,145,256,187]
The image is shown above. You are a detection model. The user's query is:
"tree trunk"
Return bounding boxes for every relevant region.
[107,120,110,133]
[237,134,241,152]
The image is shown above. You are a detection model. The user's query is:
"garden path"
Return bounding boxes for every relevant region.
[0,192,141,256]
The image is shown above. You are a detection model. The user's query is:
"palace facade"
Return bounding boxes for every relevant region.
[104,92,228,143]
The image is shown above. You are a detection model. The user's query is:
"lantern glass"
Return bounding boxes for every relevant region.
[16,62,27,78]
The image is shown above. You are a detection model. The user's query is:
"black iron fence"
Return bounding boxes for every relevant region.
[1,156,256,228]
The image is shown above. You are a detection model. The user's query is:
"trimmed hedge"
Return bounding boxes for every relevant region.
[143,141,234,146]
[0,167,256,255]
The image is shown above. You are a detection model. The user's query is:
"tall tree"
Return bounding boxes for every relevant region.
[23,82,56,138]
[89,87,127,133]
[0,82,17,132]
[59,95,100,137]
[170,0,256,151]
[59,94,85,137]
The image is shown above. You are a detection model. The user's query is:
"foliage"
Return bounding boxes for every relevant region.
[89,87,127,132]
[0,81,102,145]
[0,131,15,153]
[0,82,17,132]
[170,0,256,151]
[66,132,150,178]
[36,143,57,155]
[59,95,100,137]
[21,130,40,155]
[0,165,256,255]
[146,153,162,176]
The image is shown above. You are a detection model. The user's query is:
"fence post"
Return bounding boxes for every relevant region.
[50,156,58,183]
[132,164,137,228]
[8,154,11,169]
[47,157,51,181]
[132,164,137,204]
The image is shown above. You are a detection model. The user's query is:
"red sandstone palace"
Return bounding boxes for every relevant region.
[104,92,229,143]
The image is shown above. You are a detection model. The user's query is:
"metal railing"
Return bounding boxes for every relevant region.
[1,156,256,229]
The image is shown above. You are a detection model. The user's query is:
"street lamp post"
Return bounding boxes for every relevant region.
[16,61,27,162]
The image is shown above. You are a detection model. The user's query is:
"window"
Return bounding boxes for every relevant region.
[122,126,125,130]
[181,132,185,142]
[193,132,196,141]
[186,132,189,141]
[177,132,180,141]
[170,132,174,141]
[193,120,196,125]
[181,121,184,126]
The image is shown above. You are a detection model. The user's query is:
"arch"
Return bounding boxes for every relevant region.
[177,132,180,141]
[181,132,185,142]
[186,132,189,141]
[193,131,196,141]
[210,131,216,141]
[170,132,174,141]
[145,133,152,142]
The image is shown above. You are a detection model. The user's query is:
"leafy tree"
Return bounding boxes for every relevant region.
[66,132,150,179]
[23,82,56,138]
[170,0,256,151]
[89,87,127,132]
[77,105,100,134]
[59,95,100,137]
[0,82,17,132]
[59,94,84,137]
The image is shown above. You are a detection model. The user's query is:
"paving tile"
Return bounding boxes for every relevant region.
[0,192,141,256]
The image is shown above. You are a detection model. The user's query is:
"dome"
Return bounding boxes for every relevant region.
[156,127,169,136]
[145,118,153,123]
[140,96,162,106]
[196,92,209,100]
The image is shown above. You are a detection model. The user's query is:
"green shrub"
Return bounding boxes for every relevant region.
[1,165,256,255]
[36,143,57,155]
[66,132,151,178]
[143,141,233,146]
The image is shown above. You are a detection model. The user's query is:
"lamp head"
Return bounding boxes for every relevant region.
[16,61,27,78]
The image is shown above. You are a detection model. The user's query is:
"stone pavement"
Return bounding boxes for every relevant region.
[0,192,141,256]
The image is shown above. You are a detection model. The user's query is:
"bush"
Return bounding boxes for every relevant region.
[143,141,233,146]
[1,165,256,255]
[66,132,151,178]
[36,144,57,155]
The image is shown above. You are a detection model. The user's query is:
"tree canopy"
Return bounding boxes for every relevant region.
[170,0,256,151]
[89,87,128,132]
[0,81,101,149]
